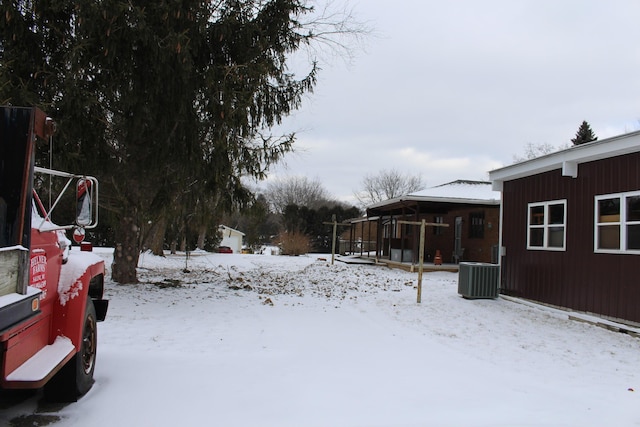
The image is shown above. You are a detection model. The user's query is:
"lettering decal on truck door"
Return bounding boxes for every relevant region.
[30,249,48,300]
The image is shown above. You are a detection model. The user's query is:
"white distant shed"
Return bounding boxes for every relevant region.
[218,225,245,253]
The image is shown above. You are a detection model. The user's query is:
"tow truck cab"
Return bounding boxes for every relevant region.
[0,106,108,401]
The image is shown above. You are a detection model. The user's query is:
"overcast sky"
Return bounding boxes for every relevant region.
[265,0,640,205]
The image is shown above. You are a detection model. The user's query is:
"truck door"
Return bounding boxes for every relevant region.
[0,107,36,250]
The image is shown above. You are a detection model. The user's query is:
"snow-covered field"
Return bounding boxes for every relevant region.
[2,249,640,426]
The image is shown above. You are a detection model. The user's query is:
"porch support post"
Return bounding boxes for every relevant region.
[400,207,406,263]
[417,219,426,303]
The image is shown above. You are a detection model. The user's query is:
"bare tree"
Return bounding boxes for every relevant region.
[298,0,371,63]
[264,176,334,213]
[354,169,425,207]
[512,142,568,163]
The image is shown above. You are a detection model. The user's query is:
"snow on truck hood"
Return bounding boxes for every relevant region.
[58,250,103,306]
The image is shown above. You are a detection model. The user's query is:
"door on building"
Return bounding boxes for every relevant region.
[453,216,463,263]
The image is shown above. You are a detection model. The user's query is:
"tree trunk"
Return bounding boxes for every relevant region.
[144,216,167,256]
[111,215,140,283]
[196,224,207,250]
[170,221,185,254]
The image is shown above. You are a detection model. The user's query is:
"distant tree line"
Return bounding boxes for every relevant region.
[222,176,360,254]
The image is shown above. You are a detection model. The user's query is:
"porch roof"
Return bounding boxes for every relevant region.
[366,180,500,217]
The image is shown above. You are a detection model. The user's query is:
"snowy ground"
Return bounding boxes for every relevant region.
[2,248,639,426]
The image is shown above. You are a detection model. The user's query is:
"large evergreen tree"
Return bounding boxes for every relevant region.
[1,1,357,283]
[571,120,598,145]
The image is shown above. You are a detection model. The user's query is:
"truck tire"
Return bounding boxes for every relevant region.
[44,299,97,402]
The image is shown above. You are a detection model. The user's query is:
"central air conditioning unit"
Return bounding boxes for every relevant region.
[458,262,499,299]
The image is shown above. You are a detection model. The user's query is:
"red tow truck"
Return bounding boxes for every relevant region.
[0,106,108,401]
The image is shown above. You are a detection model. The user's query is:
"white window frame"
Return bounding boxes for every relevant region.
[594,190,640,254]
[527,199,567,251]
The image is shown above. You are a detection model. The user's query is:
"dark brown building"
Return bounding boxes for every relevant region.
[363,181,500,265]
[491,131,640,325]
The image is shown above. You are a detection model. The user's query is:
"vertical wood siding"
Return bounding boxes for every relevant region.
[501,152,640,324]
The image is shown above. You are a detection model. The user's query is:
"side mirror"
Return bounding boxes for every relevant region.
[76,178,93,227]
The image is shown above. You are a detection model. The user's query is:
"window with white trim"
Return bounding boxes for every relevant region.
[527,200,566,250]
[595,191,640,253]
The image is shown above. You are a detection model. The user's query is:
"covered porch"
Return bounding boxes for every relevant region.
[343,181,501,266]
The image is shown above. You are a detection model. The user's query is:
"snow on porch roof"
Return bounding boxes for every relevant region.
[367,180,501,210]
